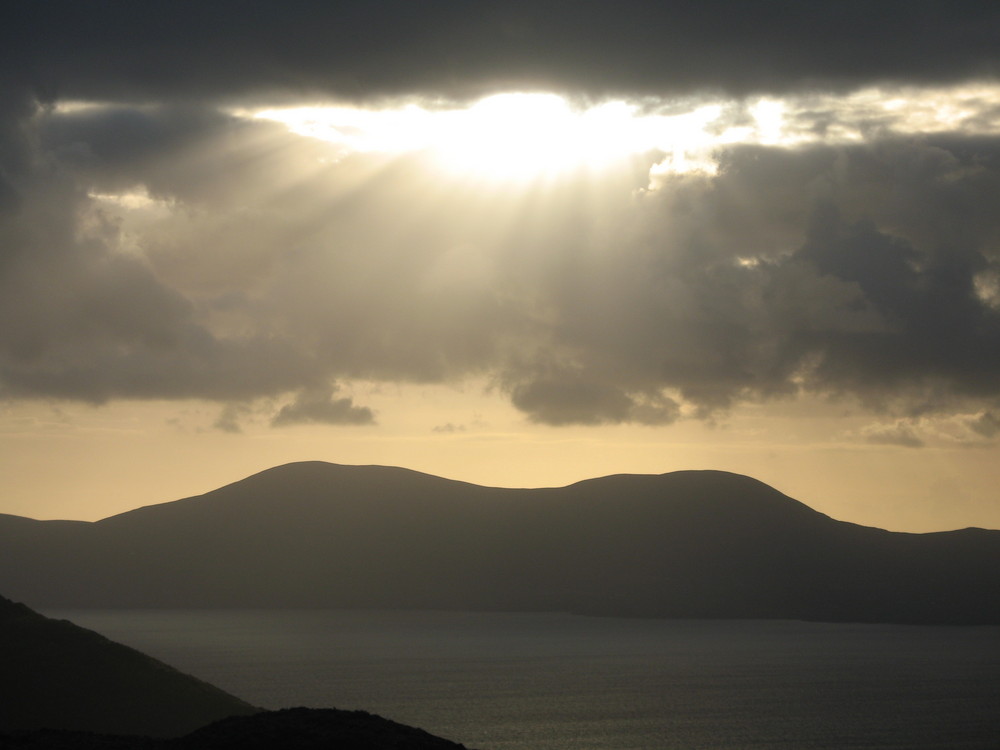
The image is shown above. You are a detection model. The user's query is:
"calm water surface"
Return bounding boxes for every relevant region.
[47,609,1000,750]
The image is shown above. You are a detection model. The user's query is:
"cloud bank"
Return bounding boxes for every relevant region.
[4,1,999,103]
[3,2,1000,432]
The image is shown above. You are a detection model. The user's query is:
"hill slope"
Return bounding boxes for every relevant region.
[1,463,998,624]
[0,707,475,750]
[0,595,257,738]
[0,597,475,748]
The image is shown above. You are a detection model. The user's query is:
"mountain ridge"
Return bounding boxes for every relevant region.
[1,462,997,624]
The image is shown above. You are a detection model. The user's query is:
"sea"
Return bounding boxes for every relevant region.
[45,609,1000,750]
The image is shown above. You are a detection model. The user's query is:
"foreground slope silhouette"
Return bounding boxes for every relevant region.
[0,595,257,738]
[2,709,476,750]
[0,597,475,749]
[2,463,998,624]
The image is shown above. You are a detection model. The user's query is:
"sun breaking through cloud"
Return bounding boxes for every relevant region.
[250,84,1000,183]
[5,0,1000,529]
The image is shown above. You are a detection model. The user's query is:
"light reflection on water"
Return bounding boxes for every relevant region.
[47,609,1000,750]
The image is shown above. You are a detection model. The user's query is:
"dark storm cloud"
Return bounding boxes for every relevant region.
[0,104,331,404]
[271,385,375,427]
[511,378,635,426]
[8,92,1000,425]
[0,95,506,409]
[492,136,1000,423]
[37,105,235,198]
[5,1,1000,428]
[3,1,999,104]
[37,104,317,210]
[795,206,1000,406]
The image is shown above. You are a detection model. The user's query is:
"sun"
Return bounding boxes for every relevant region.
[426,93,640,180]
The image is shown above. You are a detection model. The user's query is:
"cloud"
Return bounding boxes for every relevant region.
[7,41,1000,429]
[857,419,925,448]
[4,2,999,104]
[847,411,1000,448]
[510,378,634,426]
[271,385,375,427]
[214,403,251,434]
[508,374,681,426]
[969,411,1000,438]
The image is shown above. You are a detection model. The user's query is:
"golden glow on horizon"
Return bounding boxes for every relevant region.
[3,390,999,533]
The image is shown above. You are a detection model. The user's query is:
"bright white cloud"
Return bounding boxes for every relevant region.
[250,94,735,181]
[249,82,1000,183]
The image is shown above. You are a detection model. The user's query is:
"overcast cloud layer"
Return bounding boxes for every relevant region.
[4,1,1000,102]
[3,1,1000,433]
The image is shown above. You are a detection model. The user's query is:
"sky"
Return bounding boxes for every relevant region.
[2,1,1000,531]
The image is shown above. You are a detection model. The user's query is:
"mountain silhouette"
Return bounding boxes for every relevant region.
[1,462,998,624]
[0,594,257,738]
[180,707,474,750]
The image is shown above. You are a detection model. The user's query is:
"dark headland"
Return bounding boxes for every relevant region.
[0,595,474,749]
[1,462,998,624]
[0,594,256,739]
